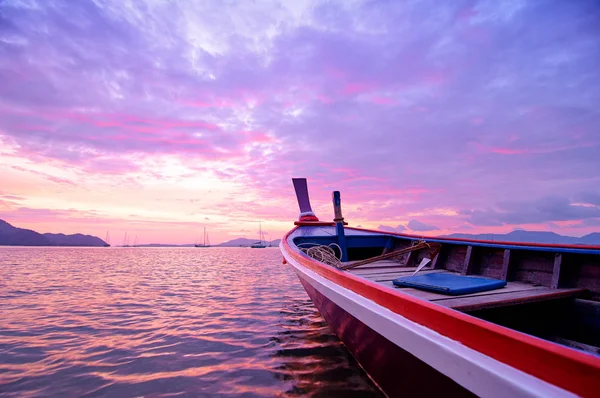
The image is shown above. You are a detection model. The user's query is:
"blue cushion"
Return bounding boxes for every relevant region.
[392,273,507,295]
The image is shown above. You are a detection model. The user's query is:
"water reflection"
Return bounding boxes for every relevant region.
[0,247,382,397]
[271,299,384,397]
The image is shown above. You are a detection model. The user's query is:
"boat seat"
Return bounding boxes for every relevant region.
[392,273,507,295]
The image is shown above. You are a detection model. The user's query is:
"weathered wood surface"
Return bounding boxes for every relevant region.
[445,246,467,273]
[551,253,562,289]
[461,246,473,275]
[472,247,505,279]
[363,265,585,311]
[500,249,511,281]
[343,259,404,270]
[350,265,415,276]
[343,240,600,297]
[376,280,543,302]
[437,288,585,312]
[373,269,444,282]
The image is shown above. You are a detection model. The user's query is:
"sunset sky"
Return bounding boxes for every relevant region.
[1,0,599,245]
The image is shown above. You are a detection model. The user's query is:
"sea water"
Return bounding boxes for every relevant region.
[0,247,382,397]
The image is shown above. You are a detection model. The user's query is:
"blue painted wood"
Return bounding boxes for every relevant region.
[332,191,348,262]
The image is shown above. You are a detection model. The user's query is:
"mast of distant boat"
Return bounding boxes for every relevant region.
[195,226,210,247]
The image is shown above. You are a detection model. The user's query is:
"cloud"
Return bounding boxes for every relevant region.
[460,195,600,226]
[577,191,600,206]
[407,219,439,231]
[581,218,600,227]
[0,194,25,201]
[1,0,600,241]
[376,224,407,233]
[395,224,407,232]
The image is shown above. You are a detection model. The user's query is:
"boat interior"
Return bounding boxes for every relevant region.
[292,228,600,357]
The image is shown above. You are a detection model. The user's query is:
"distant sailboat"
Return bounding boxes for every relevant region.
[122,232,131,247]
[251,222,267,248]
[104,231,111,247]
[195,227,210,248]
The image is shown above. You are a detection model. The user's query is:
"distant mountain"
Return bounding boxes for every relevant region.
[579,233,600,245]
[442,230,600,246]
[217,238,281,247]
[43,233,107,247]
[0,219,51,246]
[0,219,108,247]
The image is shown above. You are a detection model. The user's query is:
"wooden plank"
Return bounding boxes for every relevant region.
[378,279,542,301]
[348,259,411,268]
[474,248,505,279]
[350,265,418,275]
[551,253,562,289]
[352,267,413,274]
[430,252,441,269]
[355,268,439,281]
[514,269,553,287]
[445,246,467,273]
[500,249,511,281]
[461,246,473,275]
[406,283,543,302]
[344,259,404,270]
[437,288,585,312]
[352,269,418,278]
[373,269,444,282]
[430,282,543,302]
[404,250,416,267]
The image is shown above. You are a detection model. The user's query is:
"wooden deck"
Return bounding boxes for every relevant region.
[347,260,585,312]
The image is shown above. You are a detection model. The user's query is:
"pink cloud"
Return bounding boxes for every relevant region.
[369,96,397,105]
[342,82,376,95]
[240,131,275,143]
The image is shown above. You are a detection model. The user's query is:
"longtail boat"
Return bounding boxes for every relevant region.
[279,178,600,397]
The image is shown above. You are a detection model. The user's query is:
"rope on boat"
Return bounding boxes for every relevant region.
[298,243,343,268]
[298,240,441,271]
[340,240,437,270]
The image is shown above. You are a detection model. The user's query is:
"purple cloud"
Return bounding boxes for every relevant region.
[577,191,600,207]
[376,224,407,233]
[1,0,599,237]
[408,219,439,231]
[460,195,600,226]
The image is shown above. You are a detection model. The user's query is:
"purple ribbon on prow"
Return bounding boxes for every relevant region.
[292,178,319,222]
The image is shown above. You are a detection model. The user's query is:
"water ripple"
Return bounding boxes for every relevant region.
[0,247,383,397]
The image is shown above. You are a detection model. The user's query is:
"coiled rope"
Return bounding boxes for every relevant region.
[298,243,343,268]
[298,240,441,271]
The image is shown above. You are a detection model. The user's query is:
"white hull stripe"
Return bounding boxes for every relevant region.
[284,251,575,398]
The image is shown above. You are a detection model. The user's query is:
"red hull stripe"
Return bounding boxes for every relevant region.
[282,227,600,397]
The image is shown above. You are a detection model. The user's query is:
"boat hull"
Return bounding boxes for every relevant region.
[283,244,580,398]
[297,275,474,397]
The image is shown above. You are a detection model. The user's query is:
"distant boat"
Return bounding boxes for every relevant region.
[195,227,210,248]
[280,178,600,397]
[104,231,111,247]
[251,222,267,248]
[122,232,131,247]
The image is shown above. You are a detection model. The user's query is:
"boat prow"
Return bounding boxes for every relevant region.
[280,178,600,398]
